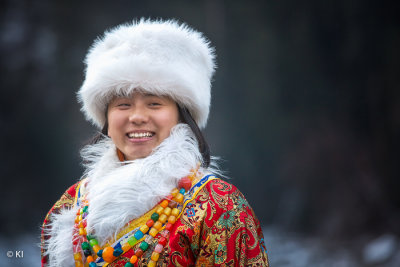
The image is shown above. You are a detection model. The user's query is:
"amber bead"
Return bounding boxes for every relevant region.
[174,193,184,203]
[171,208,179,217]
[74,261,83,267]
[168,215,177,224]
[139,225,149,234]
[73,252,82,260]
[92,245,101,253]
[156,207,164,215]
[122,242,131,252]
[153,221,163,230]
[159,214,167,224]
[163,207,171,216]
[149,227,158,237]
[151,251,160,261]
[171,188,179,197]
[148,260,157,267]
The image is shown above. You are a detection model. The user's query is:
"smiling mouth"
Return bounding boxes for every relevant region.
[127,132,155,139]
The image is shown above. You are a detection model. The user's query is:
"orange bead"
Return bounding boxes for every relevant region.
[102,247,115,263]
[168,215,177,224]
[130,255,138,264]
[153,221,163,230]
[146,219,154,227]
[122,242,131,252]
[86,256,94,263]
[171,208,179,217]
[160,200,169,208]
[75,216,80,223]
[159,214,168,224]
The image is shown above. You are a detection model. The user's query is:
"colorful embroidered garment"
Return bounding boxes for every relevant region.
[41,176,269,266]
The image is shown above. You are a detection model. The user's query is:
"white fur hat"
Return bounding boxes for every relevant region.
[78,19,216,129]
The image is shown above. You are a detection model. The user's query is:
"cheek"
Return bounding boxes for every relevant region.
[107,112,125,137]
[157,110,179,134]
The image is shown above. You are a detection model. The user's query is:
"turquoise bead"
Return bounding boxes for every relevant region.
[89,239,98,247]
[113,247,123,257]
[134,230,144,240]
[125,263,134,267]
[97,249,103,257]
[151,212,159,222]
[83,206,88,213]
[89,263,97,267]
[81,241,90,250]
[139,241,149,251]
[179,188,185,194]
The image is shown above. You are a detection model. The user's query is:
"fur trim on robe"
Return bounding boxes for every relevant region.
[42,124,219,266]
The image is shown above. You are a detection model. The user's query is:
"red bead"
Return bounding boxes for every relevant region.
[158,237,167,246]
[135,248,144,257]
[178,177,192,191]
[146,219,154,227]
[165,222,173,231]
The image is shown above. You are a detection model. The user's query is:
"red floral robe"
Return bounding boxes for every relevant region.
[41,178,269,266]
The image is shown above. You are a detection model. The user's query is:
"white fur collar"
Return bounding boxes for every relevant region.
[43,124,216,266]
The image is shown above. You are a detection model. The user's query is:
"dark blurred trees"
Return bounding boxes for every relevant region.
[1,0,399,240]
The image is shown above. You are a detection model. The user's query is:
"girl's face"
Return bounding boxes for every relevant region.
[107,92,179,161]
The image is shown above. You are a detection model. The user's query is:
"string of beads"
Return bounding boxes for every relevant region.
[73,175,193,267]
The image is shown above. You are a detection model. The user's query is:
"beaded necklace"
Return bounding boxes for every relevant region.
[73,172,197,267]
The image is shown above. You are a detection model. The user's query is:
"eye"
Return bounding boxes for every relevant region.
[149,102,161,107]
[117,103,130,107]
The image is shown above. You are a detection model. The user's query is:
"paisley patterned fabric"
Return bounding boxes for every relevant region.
[41,178,269,266]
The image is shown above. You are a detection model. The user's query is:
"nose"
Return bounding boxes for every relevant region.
[128,106,149,125]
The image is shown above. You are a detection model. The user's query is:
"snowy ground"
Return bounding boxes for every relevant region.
[1,226,400,266]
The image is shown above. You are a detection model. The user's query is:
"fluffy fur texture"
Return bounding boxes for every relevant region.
[78,19,216,129]
[42,206,78,266]
[43,124,219,266]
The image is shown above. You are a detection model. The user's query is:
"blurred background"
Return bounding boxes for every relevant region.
[1,0,399,266]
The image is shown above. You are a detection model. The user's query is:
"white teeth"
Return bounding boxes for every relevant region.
[128,132,153,138]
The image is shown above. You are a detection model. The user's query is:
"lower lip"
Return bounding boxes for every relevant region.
[127,136,154,143]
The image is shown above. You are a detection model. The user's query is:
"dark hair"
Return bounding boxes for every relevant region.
[178,106,210,167]
[84,105,211,167]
